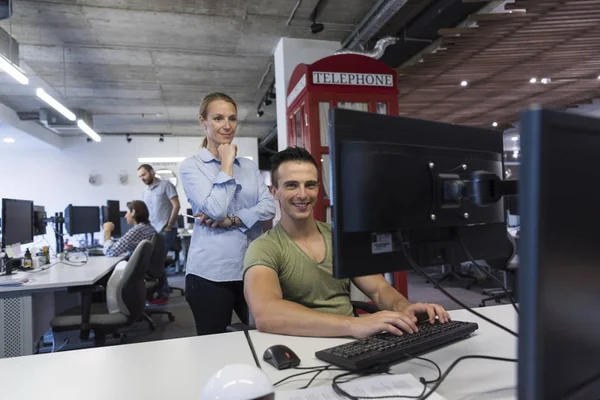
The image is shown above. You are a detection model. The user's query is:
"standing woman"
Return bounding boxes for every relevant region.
[180,93,276,335]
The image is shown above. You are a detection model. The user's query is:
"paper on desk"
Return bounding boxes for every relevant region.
[275,373,446,400]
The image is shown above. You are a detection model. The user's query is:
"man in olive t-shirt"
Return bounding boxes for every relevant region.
[243,147,450,339]
[244,220,353,317]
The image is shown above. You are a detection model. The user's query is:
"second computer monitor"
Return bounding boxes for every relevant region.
[1,198,34,247]
[328,108,512,278]
[104,200,121,236]
[64,205,100,235]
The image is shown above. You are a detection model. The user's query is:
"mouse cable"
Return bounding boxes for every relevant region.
[399,238,518,338]
[332,369,426,400]
[300,365,333,389]
[273,367,331,387]
[457,234,519,314]
[419,355,517,400]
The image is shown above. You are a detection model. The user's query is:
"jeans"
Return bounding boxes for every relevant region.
[185,274,249,336]
[155,230,178,299]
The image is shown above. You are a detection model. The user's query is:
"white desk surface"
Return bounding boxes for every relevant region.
[0,332,255,400]
[251,304,518,400]
[0,256,124,294]
[0,305,516,400]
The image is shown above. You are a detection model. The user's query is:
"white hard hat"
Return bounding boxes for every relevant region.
[201,364,274,400]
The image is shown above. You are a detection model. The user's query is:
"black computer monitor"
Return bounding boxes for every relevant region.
[519,109,600,400]
[328,109,513,278]
[64,204,100,235]
[33,205,47,236]
[101,200,121,236]
[186,208,194,224]
[1,198,34,247]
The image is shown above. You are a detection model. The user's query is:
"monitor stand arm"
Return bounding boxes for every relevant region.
[470,171,518,207]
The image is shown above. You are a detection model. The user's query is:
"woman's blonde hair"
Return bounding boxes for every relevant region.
[199,92,237,148]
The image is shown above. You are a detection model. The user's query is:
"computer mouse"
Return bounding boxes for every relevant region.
[262,344,301,370]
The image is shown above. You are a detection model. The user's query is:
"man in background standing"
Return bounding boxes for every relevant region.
[138,164,181,304]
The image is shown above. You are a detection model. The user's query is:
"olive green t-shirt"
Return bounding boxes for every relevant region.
[243,221,353,317]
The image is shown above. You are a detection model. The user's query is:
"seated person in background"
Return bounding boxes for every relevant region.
[243,147,451,339]
[103,200,156,256]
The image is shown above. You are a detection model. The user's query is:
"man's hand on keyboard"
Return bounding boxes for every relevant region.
[399,302,451,325]
[349,310,420,339]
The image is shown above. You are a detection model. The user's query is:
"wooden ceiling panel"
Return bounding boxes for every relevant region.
[396,0,600,129]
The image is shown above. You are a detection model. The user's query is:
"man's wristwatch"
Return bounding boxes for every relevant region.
[228,213,236,227]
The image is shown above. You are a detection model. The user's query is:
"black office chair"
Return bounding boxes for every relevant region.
[142,234,175,331]
[480,232,519,307]
[51,240,153,346]
[226,301,380,332]
[425,262,478,290]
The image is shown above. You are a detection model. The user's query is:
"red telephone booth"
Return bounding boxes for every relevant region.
[286,54,407,297]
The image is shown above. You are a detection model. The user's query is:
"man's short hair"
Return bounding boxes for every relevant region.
[137,164,154,173]
[270,147,318,187]
[126,200,150,224]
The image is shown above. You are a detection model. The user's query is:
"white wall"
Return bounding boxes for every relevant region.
[0,135,258,250]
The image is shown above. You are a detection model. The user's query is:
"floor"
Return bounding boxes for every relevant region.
[40,266,512,353]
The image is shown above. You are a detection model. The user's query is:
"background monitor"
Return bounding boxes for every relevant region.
[519,109,600,400]
[33,205,47,236]
[106,200,121,235]
[328,108,512,279]
[1,198,34,248]
[186,208,194,224]
[101,200,121,237]
[64,205,100,235]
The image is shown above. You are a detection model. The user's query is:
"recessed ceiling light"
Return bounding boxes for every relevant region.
[513,150,520,159]
[3,138,15,143]
[597,75,600,80]
[530,77,537,84]
[492,122,498,127]
[541,77,551,84]
[511,136,519,141]
[460,80,468,87]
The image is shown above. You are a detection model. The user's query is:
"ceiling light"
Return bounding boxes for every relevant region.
[541,77,551,84]
[460,80,468,87]
[77,120,101,142]
[492,122,498,127]
[138,157,185,163]
[513,150,519,159]
[529,77,537,84]
[268,92,276,100]
[159,134,164,143]
[126,134,132,143]
[0,53,29,85]
[264,98,272,106]
[36,88,76,121]
[511,136,519,141]
[3,138,15,143]
[257,110,264,118]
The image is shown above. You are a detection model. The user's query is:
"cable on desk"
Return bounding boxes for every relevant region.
[300,365,333,389]
[419,355,517,400]
[399,236,518,338]
[272,367,330,387]
[458,234,519,314]
[402,353,442,385]
[332,369,426,400]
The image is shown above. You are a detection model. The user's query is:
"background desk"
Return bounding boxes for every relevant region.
[0,332,255,400]
[0,256,124,358]
[251,305,517,399]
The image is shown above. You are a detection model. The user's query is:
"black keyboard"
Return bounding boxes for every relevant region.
[87,249,105,257]
[315,320,478,370]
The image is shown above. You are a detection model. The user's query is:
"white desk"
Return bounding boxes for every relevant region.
[0,256,124,358]
[251,305,518,399]
[0,332,255,400]
[0,305,517,400]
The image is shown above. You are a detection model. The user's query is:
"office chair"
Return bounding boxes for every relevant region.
[143,234,175,331]
[480,232,518,307]
[225,301,379,332]
[424,263,478,290]
[50,240,153,346]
